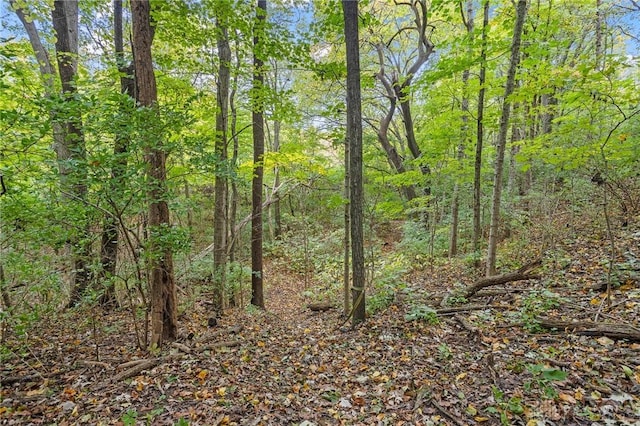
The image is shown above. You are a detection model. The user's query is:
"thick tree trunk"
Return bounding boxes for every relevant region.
[131,0,178,348]
[486,0,528,276]
[473,0,490,268]
[213,14,231,314]
[251,0,267,309]
[343,0,365,325]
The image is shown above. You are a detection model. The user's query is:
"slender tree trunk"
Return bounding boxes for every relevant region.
[450,0,474,258]
[99,0,135,307]
[228,41,241,307]
[473,0,490,268]
[251,0,267,309]
[213,11,231,314]
[131,0,178,348]
[343,136,351,317]
[343,0,365,325]
[595,0,604,71]
[486,0,528,276]
[52,0,92,307]
[272,119,282,239]
[374,44,417,202]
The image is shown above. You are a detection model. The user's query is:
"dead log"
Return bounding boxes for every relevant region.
[462,259,542,298]
[308,302,333,312]
[536,318,640,342]
[199,339,243,352]
[111,358,159,382]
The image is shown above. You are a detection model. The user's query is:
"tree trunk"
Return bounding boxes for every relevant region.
[595,0,604,71]
[486,0,528,276]
[99,0,135,307]
[343,135,351,317]
[343,0,365,325]
[473,0,490,268]
[52,0,92,307]
[228,41,241,307]
[131,0,178,348]
[251,0,267,309]
[272,119,282,239]
[213,12,231,314]
[451,0,474,258]
[374,43,417,202]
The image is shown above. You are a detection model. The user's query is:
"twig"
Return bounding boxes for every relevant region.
[429,397,466,426]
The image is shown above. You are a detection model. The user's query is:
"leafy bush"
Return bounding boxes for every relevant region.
[404,304,439,324]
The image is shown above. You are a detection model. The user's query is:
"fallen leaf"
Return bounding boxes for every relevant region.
[596,336,614,347]
[558,393,576,404]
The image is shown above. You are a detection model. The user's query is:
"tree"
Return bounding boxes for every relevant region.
[51,0,93,307]
[131,0,178,348]
[99,0,136,307]
[450,0,474,257]
[486,0,528,276]
[213,4,232,313]
[343,0,365,325]
[473,0,490,267]
[251,0,267,309]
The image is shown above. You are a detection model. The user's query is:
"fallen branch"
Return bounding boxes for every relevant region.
[112,359,159,382]
[195,325,243,344]
[462,259,542,298]
[536,318,640,341]
[199,339,243,352]
[308,302,333,312]
[454,315,479,335]
[0,370,66,385]
[171,342,193,354]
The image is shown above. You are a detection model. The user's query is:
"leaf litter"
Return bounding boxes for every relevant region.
[1,222,640,425]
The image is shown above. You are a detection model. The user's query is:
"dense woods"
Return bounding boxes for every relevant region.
[0,0,639,424]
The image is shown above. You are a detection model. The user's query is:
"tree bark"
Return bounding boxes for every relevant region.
[473,0,490,268]
[486,0,528,276]
[343,134,351,317]
[131,0,178,348]
[450,0,474,257]
[213,9,231,313]
[343,0,365,325]
[251,0,267,309]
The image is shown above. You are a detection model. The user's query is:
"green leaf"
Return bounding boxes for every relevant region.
[541,369,567,381]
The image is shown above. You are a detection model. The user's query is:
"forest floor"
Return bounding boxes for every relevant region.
[1,220,640,425]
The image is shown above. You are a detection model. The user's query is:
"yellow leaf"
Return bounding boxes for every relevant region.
[197,370,208,381]
[590,298,600,305]
[466,404,477,415]
[0,406,8,414]
[474,416,490,422]
[257,341,265,347]
[456,372,467,381]
[574,389,584,401]
[558,393,576,404]
[26,388,46,397]
[216,387,226,397]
